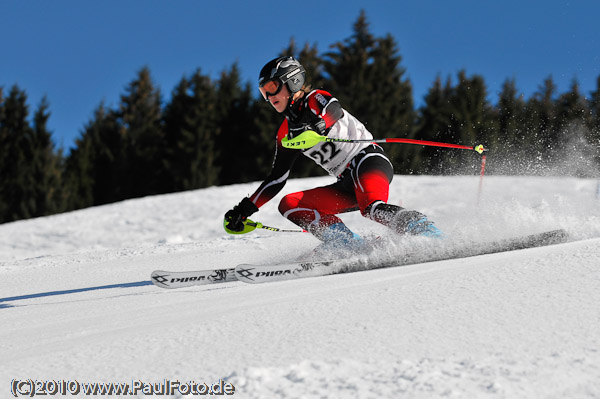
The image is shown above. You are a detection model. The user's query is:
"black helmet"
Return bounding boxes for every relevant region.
[258,56,306,96]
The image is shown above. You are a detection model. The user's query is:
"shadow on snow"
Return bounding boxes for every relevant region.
[0,281,153,308]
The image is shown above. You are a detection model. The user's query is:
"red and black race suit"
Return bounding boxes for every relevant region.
[248,89,394,231]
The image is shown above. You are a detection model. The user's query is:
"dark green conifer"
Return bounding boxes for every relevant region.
[323,10,415,170]
[163,69,219,191]
[118,67,165,198]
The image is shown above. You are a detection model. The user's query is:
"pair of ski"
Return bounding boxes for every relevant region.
[150,229,569,289]
[150,258,349,289]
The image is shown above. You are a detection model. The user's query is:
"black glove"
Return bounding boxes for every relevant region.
[309,119,327,135]
[224,197,259,232]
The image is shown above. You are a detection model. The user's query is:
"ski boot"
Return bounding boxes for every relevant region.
[367,202,444,239]
[302,223,370,260]
[396,210,444,238]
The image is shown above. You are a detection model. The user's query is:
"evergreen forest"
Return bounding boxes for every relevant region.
[1,11,599,224]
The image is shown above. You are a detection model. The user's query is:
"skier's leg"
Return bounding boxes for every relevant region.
[351,146,443,237]
[278,184,361,244]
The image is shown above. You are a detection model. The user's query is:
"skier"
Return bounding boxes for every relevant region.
[224,56,442,250]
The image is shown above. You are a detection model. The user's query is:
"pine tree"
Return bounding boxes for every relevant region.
[554,80,595,176]
[495,78,526,160]
[163,69,219,191]
[497,79,525,142]
[449,71,490,143]
[414,76,454,173]
[30,97,64,216]
[63,104,124,208]
[0,87,7,220]
[215,63,266,184]
[524,77,557,163]
[556,80,588,127]
[250,96,284,179]
[0,86,34,222]
[0,87,62,222]
[431,71,492,173]
[589,76,600,167]
[323,10,375,118]
[591,76,600,135]
[118,67,165,198]
[372,33,416,172]
[323,10,415,171]
[63,129,95,210]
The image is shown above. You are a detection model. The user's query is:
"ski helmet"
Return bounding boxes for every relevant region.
[258,56,306,100]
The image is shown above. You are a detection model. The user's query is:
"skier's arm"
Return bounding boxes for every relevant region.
[248,122,299,208]
[286,90,344,140]
[224,121,299,232]
[306,90,344,132]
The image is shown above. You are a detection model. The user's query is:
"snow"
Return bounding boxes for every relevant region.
[1,175,600,398]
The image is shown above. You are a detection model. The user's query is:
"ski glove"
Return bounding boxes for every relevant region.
[309,119,327,136]
[224,197,259,232]
[296,119,326,136]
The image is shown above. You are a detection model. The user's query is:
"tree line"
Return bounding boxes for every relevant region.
[1,11,599,224]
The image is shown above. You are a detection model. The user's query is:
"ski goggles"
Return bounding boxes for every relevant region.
[259,79,283,100]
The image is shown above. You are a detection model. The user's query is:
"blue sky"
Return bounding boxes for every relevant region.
[2,0,599,151]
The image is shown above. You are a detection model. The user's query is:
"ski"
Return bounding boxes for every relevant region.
[234,229,569,284]
[151,229,569,287]
[235,259,349,284]
[442,228,569,258]
[150,268,236,289]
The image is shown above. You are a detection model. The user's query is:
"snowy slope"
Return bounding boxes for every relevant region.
[1,175,600,398]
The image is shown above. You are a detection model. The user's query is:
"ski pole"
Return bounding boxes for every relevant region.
[282,130,487,154]
[245,220,307,233]
[477,154,487,205]
[224,218,307,235]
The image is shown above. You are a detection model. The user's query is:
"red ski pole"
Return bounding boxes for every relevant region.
[478,154,487,205]
[282,130,487,154]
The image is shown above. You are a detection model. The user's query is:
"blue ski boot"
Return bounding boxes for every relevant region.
[367,202,444,239]
[403,215,444,238]
[320,222,363,244]
[305,222,368,260]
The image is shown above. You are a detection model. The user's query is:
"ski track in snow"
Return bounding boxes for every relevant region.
[1,175,600,398]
